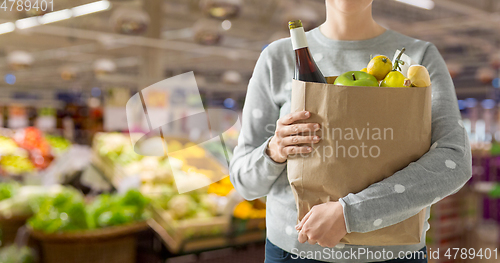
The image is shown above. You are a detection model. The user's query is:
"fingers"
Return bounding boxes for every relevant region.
[278,123,320,137]
[307,238,317,245]
[281,135,320,147]
[298,229,309,243]
[270,111,320,162]
[280,111,311,125]
[296,209,313,230]
[297,209,313,244]
[282,146,312,156]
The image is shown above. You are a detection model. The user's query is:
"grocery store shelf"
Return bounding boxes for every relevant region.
[148,218,265,255]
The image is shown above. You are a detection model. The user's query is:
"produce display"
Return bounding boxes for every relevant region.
[488,183,500,198]
[0,136,34,175]
[93,132,266,249]
[150,186,220,221]
[0,181,20,201]
[0,245,35,263]
[207,176,234,197]
[44,135,71,156]
[233,199,266,220]
[0,184,66,219]
[0,128,71,176]
[334,48,432,88]
[0,136,25,156]
[0,156,35,175]
[87,189,149,229]
[28,188,150,233]
[13,127,52,170]
[163,194,220,223]
[94,133,142,167]
[93,133,230,193]
[232,199,267,236]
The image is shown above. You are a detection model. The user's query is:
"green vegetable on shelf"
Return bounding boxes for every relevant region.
[0,245,35,263]
[0,185,66,219]
[45,135,71,155]
[95,133,142,165]
[28,189,88,233]
[97,208,135,227]
[88,189,150,228]
[86,193,112,229]
[29,189,150,233]
[0,182,20,201]
[488,183,500,198]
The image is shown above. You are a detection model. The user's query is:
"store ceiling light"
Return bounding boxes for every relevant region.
[72,0,110,17]
[7,0,111,32]
[15,17,39,29]
[0,22,15,35]
[395,0,435,10]
[39,9,72,24]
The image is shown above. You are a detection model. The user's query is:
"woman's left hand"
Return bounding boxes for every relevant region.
[295,201,347,247]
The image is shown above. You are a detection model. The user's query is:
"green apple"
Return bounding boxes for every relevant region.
[333,71,379,87]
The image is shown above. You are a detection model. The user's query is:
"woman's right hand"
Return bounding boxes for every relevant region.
[266,111,321,163]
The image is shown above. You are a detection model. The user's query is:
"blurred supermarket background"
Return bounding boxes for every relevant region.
[0,0,499,262]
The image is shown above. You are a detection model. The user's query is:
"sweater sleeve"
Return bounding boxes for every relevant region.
[340,43,472,233]
[229,45,287,201]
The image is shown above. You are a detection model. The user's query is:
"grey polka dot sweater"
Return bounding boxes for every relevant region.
[229,27,472,262]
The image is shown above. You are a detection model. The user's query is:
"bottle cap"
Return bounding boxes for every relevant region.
[289,20,303,30]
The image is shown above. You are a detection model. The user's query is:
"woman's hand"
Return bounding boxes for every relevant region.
[266,111,321,163]
[295,201,347,248]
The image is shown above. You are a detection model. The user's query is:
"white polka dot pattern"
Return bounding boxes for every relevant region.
[445,160,456,169]
[430,142,438,150]
[394,184,406,193]
[373,219,383,226]
[252,109,263,119]
[285,225,294,236]
[335,243,345,249]
[313,53,324,62]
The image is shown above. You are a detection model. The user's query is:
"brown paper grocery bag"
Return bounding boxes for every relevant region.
[287,77,431,246]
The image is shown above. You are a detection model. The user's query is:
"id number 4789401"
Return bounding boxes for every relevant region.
[1,0,53,12]
[436,248,498,260]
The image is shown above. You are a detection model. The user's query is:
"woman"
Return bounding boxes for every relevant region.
[229,0,471,262]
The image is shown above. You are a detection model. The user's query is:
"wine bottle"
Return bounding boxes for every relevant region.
[289,20,327,83]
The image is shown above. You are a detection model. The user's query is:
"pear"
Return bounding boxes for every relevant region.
[407,65,431,87]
